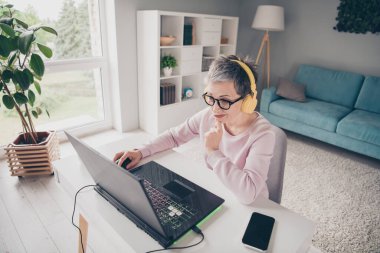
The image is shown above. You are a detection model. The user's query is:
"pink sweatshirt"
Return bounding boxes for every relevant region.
[139,108,276,204]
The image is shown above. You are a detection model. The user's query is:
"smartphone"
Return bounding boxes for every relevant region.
[242,212,275,252]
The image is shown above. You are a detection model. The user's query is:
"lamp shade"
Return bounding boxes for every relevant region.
[252,5,284,31]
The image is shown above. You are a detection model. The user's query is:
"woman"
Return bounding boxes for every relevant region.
[114,55,276,204]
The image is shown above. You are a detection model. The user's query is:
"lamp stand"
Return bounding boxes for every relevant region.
[255,30,270,88]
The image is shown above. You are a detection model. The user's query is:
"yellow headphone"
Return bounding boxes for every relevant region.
[231,59,258,114]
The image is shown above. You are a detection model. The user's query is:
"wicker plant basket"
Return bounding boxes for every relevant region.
[4,131,60,177]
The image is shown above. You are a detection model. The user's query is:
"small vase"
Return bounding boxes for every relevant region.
[163,67,173,77]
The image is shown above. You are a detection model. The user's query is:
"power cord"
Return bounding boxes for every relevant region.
[146,226,204,253]
[72,184,96,253]
[72,185,205,253]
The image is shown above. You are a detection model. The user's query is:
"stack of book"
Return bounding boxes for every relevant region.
[183,24,193,45]
[160,83,176,105]
[202,55,215,72]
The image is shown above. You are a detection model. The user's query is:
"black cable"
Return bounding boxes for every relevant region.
[72,185,204,253]
[71,184,96,253]
[146,226,204,253]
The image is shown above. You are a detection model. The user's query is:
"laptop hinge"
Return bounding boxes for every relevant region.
[94,185,173,248]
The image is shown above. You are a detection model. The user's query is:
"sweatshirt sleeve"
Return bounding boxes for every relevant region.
[206,130,275,204]
[138,109,206,158]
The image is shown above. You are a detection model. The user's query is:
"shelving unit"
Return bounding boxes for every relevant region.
[137,10,238,135]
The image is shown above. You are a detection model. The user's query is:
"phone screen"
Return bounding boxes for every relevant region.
[242,212,275,251]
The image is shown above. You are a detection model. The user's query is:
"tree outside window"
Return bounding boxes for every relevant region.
[0,0,107,145]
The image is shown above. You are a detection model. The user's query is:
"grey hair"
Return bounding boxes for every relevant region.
[206,55,258,97]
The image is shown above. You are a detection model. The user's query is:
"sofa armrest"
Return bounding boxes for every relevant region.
[260,87,280,113]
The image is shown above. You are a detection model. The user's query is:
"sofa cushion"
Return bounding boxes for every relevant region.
[269,98,352,132]
[354,76,380,114]
[294,64,364,108]
[337,110,380,146]
[276,78,306,102]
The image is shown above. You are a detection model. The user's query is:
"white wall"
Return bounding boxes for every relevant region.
[109,0,380,132]
[237,0,380,92]
[109,0,240,132]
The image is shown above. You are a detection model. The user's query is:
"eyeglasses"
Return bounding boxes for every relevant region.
[202,93,243,110]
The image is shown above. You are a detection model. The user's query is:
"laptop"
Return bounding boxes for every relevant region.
[66,132,224,248]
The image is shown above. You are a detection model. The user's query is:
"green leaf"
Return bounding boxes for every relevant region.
[2,69,12,83]
[24,68,34,84]
[28,90,35,106]
[18,30,34,54]
[32,110,38,118]
[0,18,13,26]
[37,43,52,58]
[4,4,14,8]
[14,83,22,92]
[13,18,28,29]
[0,82,3,91]
[14,92,28,105]
[36,107,42,115]
[0,35,16,57]
[30,54,44,77]
[31,71,42,81]
[0,23,15,38]
[8,51,17,66]
[2,94,15,109]
[40,26,57,36]
[34,81,41,95]
[13,69,31,90]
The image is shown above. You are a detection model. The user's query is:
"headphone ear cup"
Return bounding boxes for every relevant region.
[240,94,258,113]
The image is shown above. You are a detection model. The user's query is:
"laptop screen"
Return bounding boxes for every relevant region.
[66,132,166,236]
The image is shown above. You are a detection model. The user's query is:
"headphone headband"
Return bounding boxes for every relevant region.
[230,59,256,93]
[230,59,258,113]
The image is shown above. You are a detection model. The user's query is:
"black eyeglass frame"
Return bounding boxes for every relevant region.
[202,93,244,110]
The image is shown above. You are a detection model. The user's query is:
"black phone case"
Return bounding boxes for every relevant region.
[242,212,275,251]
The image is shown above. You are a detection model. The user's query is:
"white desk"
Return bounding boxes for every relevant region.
[53,137,315,253]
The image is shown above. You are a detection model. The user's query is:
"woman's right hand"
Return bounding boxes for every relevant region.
[113,149,142,170]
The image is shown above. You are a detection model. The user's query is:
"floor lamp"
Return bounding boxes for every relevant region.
[252,5,284,88]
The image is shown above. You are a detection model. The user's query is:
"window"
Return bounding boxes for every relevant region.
[0,0,111,146]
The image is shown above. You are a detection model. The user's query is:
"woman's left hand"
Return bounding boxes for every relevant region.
[204,120,223,154]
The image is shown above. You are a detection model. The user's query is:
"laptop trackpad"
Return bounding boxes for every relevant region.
[163,180,194,199]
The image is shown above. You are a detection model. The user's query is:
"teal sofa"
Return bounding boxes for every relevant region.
[260,64,380,160]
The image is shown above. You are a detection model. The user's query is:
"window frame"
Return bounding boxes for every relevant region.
[0,0,113,156]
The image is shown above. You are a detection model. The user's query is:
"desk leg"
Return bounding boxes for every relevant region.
[78,214,89,253]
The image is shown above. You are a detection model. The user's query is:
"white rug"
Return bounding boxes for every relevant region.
[281,132,380,253]
[175,132,380,253]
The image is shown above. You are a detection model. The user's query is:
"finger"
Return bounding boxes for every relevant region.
[126,152,141,170]
[119,152,130,166]
[126,159,139,170]
[204,131,212,138]
[113,151,124,162]
[215,121,223,133]
[214,119,222,128]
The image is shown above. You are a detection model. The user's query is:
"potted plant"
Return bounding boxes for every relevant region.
[0,4,59,176]
[160,54,177,77]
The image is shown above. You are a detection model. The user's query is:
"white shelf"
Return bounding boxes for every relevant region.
[160,46,182,49]
[160,75,181,80]
[137,10,238,135]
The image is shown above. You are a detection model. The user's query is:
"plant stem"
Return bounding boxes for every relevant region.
[21,52,29,68]
[24,103,37,141]
[2,83,37,144]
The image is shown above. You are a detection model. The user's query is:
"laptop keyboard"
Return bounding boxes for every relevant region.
[143,179,198,230]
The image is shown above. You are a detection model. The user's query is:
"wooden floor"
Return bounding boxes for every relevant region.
[0,130,130,253]
[0,163,82,253]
